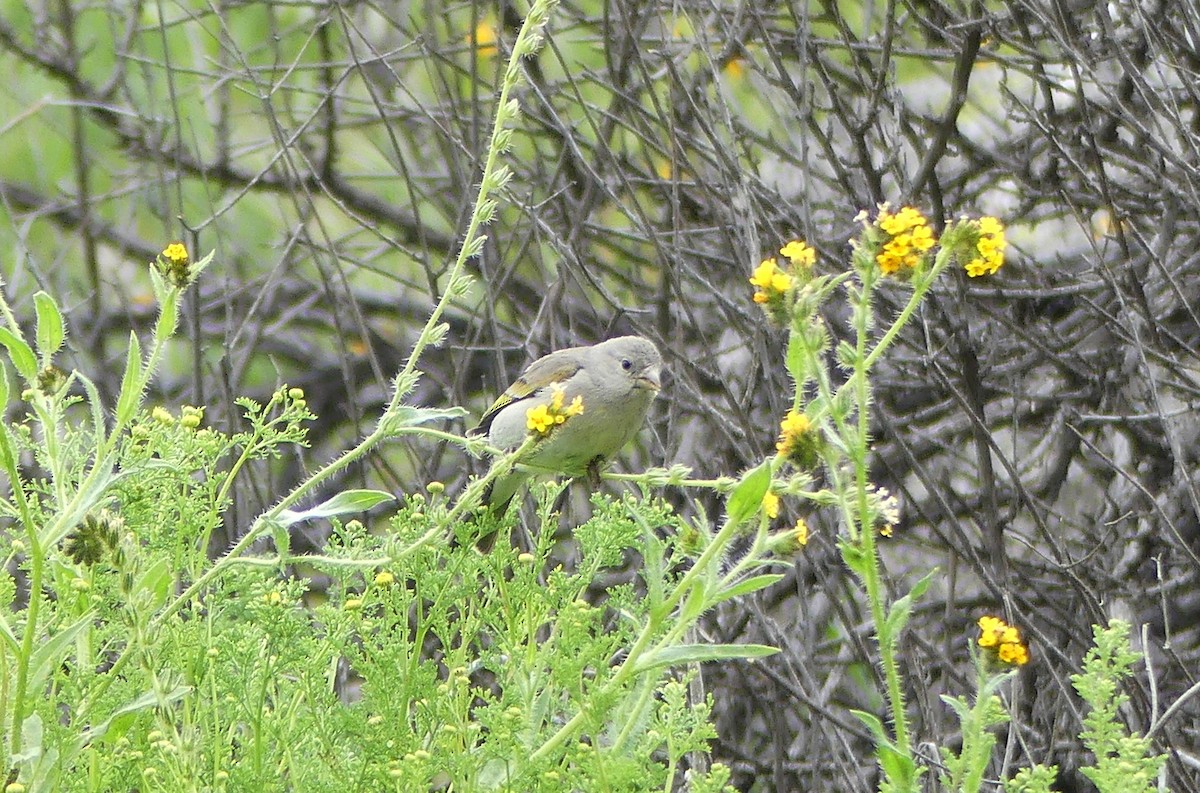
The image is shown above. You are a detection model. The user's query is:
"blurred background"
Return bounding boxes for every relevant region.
[1,0,1198,788]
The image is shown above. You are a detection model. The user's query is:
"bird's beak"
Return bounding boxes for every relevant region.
[637,365,662,392]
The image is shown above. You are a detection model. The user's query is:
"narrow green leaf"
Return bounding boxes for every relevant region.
[155,288,179,344]
[80,686,190,747]
[33,291,65,362]
[878,744,918,790]
[851,709,919,790]
[725,460,771,527]
[851,708,889,742]
[190,249,215,279]
[885,568,938,638]
[272,520,291,560]
[0,610,19,653]
[276,489,394,526]
[0,327,37,381]
[711,573,785,606]
[135,558,173,611]
[29,612,95,698]
[382,405,467,434]
[42,456,119,546]
[114,332,143,426]
[634,643,778,673]
[76,373,108,446]
[939,693,972,722]
[786,330,807,384]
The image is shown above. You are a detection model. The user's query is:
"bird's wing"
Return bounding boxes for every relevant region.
[468,349,584,437]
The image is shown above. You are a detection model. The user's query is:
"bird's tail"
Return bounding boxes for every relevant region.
[472,469,528,552]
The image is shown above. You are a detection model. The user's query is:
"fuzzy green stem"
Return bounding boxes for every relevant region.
[391,0,560,408]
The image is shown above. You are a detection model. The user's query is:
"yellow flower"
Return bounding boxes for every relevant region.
[977,615,1029,666]
[794,518,808,546]
[471,20,498,56]
[152,406,175,425]
[526,385,584,435]
[977,615,1004,647]
[775,410,820,468]
[157,241,194,287]
[374,571,395,587]
[964,216,1006,277]
[750,257,793,303]
[526,405,555,434]
[873,206,937,275]
[761,490,780,520]
[161,242,189,266]
[780,239,816,269]
[998,641,1029,666]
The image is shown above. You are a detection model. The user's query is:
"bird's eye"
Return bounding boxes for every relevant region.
[621,359,632,370]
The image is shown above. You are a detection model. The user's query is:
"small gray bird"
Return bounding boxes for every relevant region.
[468,336,663,534]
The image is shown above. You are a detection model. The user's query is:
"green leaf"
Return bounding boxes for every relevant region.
[76,372,108,446]
[786,330,808,384]
[272,520,291,561]
[33,291,64,362]
[114,332,143,426]
[839,538,868,577]
[633,643,778,673]
[135,558,173,611]
[155,287,179,344]
[725,460,771,527]
[191,249,215,279]
[12,713,44,763]
[380,405,467,435]
[42,454,119,546]
[939,693,972,722]
[276,489,394,526]
[711,573,785,606]
[851,708,888,743]
[0,327,37,381]
[885,568,937,638]
[851,709,919,790]
[28,612,95,699]
[80,686,190,747]
[0,609,18,654]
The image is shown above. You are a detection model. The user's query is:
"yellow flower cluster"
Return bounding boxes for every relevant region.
[874,206,936,275]
[157,241,193,287]
[768,516,810,555]
[761,490,780,520]
[775,410,820,469]
[750,239,816,303]
[977,615,1029,666]
[780,239,816,269]
[964,216,1006,277]
[750,258,793,304]
[526,385,584,435]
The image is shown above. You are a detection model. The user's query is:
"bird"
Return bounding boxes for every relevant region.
[468,336,663,548]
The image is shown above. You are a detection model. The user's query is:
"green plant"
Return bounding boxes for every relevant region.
[748,208,1009,793]
[1005,619,1167,793]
